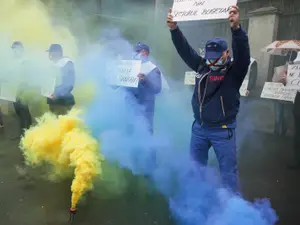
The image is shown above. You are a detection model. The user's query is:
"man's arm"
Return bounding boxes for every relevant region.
[231,26,251,85]
[140,68,162,94]
[170,27,204,72]
[54,62,75,98]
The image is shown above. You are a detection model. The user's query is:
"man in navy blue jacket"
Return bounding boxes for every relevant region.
[131,42,162,134]
[167,6,250,193]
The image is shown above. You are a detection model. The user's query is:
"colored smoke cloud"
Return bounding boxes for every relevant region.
[82,28,278,225]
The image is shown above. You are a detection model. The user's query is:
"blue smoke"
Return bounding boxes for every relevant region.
[80,29,278,225]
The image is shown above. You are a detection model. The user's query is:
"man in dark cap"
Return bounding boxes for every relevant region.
[167,6,250,193]
[11,41,32,137]
[46,44,75,115]
[131,42,162,134]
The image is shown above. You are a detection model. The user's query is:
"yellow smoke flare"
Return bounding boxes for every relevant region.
[20,109,103,209]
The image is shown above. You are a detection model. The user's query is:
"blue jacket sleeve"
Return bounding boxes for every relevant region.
[170,27,204,72]
[140,67,162,94]
[231,26,251,86]
[54,62,75,98]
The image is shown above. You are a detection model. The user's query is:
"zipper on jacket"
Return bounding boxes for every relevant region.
[220,96,226,117]
[198,71,211,119]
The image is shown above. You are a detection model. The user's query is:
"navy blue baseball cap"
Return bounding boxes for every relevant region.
[46,44,63,53]
[205,37,228,59]
[135,42,150,53]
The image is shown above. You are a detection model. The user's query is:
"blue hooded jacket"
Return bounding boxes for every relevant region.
[170,26,250,128]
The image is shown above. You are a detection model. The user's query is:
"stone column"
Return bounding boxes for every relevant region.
[247,7,281,88]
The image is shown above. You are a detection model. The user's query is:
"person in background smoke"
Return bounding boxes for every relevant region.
[167,6,250,193]
[289,52,300,169]
[131,42,162,134]
[46,44,75,116]
[0,108,4,128]
[272,63,290,136]
[11,41,32,138]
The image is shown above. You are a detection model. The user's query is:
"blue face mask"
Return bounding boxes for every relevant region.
[133,52,142,60]
[206,58,226,71]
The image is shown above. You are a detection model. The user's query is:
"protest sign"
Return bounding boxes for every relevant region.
[0,81,17,102]
[184,71,197,85]
[287,64,300,87]
[239,80,248,96]
[278,86,298,102]
[40,75,56,98]
[261,82,284,100]
[172,0,238,22]
[260,82,298,102]
[109,60,141,88]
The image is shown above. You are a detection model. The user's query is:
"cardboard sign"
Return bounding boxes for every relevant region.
[287,64,300,87]
[172,0,238,21]
[239,80,248,97]
[260,82,298,102]
[184,71,197,85]
[109,60,141,88]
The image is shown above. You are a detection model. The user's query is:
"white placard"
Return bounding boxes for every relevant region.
[239,80,248,97]
[109,60,141,88]
[287,64,300,87]
[261,82,284,100]
[172,0,238,22]
[260,82,298,102]
[184,71,197,85]
[278,86,298,102]
[0,81,17,102]
[41,76,56,98]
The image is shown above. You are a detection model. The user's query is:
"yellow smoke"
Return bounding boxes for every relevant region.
[0,0,77,57]
[0,0,98,115]
[20,109,103,209]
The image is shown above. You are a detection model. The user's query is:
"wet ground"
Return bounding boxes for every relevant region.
[0,104,299,225]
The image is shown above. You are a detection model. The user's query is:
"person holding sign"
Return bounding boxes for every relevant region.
[272,64,291,136]
[167,6,250,193]
[130,42,162,134]
[46,44,75,116]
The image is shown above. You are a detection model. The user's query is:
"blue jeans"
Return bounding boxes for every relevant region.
[190,120,238,193]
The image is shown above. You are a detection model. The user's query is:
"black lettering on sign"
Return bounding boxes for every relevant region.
[119,76,138,84]
[202,7,229,15]
[174,10,198,17]
[291,65,300,70]
[119,68,132,73]
[174,0,193,2]
[193,1,206,7]
[288,72,295,77]
[290,79,300,86]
